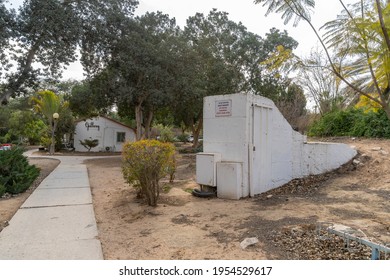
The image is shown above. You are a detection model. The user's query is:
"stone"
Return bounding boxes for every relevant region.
[353,159,361,165]
[266,194,273,199]
[380,150,389,155]
[240,237,259,249]
[371,147,382,151]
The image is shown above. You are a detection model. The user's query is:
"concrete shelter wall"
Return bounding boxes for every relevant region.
[200,93,357,199]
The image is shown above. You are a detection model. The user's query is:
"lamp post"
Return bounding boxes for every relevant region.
[50,113,59,155]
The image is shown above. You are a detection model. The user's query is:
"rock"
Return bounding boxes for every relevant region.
[353,159,361,165]
[380,150,389,155]
[266,194,273,199]
[240,237,259,249]
[371,147,382,151]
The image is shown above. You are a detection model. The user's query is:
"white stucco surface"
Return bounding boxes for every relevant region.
[197,93,357,199]
[73,116,136,152]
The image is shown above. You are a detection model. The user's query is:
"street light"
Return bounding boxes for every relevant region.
[50,113,60,155]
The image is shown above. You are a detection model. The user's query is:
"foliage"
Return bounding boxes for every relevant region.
[297,47,350,115]
[272,79,306,129]
[54,105,75,150]
[176,133,190,143]
[83,11,179,140]
[31,90,61,122]
[31,90,74,152]
[67,82,100,118]
[355,94,382,113]
[155,124,175,143]
[122,140,176,206]
[40,135,51,149]
[171,11,299,147]
[0,147,39,194]
[0,0,139,104]
[6,110,46,145]
[308,109,359,137]
[308,108,390,138]
[351,109,390,138]
[0,183,5,197]
[79,138,99,152]
[79,8,300,146]
[255,0,390,120]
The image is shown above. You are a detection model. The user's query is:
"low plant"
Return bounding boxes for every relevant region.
[0,184,6,197]
[176,133,190,143]
[79,138,99,152]
[308,109,390,138]
[122,140,176,206]
[0,147,40,194]
[155,124,175,143]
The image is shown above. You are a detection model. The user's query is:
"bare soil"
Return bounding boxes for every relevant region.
[86,138,390,260]
[1,139,389,260]
[0,157,60,232]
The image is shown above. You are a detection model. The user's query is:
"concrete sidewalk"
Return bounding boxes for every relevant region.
[0,153,112,260]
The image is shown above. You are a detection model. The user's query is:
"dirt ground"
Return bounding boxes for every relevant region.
[0,157,60,232]
[1,139,389,259]
[86,138,390,260]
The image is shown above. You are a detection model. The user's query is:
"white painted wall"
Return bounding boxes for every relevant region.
[198,93,357,199]
[74,116,136,152]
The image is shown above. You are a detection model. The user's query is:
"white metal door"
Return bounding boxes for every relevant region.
[251,104,272,195]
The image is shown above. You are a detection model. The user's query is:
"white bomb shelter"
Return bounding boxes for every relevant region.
[74,116,136,152]
[196,93,357,199]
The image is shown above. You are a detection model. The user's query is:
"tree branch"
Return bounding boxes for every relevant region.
[1,41,41,104]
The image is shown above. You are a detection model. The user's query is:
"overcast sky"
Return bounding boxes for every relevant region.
[6,0,354,80]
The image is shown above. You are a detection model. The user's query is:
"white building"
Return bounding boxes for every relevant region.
[196,93,357,199]
[73,116,136,152]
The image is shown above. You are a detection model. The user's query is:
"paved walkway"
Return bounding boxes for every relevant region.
[0,151,116,260]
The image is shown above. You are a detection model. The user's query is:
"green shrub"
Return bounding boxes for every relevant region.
[351,109,390,138]
[155,124,175,143]
[79,138,99,152]
[308,108,390,138]
[0,184,6,197]
[176,133,190,143]
[0,147,40,194]
[308,109,358,137]
[122,140,176,206]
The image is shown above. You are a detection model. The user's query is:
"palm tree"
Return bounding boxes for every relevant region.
[31,90,61,154]
[256,0,390,119]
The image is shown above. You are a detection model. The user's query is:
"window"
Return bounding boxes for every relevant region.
[116,132,126,143]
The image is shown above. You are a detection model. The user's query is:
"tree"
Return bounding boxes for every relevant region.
[297,47,350,115]
[0,0,139,104]
[67,81,100,118]
[7,110,46,144]
[31,90,62,153]
[255,0,390,119]
[83,12,179,140]
[172,10,299,147]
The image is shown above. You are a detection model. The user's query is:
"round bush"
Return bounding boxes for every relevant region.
[122,140,176,206]
[0,147,40,194]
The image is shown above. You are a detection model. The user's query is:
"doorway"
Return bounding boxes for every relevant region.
[250,104,273,195]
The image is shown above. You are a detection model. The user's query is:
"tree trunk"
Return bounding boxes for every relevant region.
[135,104,143,141]
[1,42,40,104]
[375,0,390,54]
[143,110,154,139]
[191,116,203,148]
[382,102,390,121]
